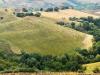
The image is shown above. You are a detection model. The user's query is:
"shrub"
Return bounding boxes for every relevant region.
[54,7,59,12]
[25,13,33,16]
[34,12,41,17]
[45,8,53,12]
[22,8,28,12]
[56,21,65,25]
[16,13,25,17]
[95,54,100,62]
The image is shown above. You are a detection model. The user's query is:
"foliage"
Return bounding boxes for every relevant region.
[0,51,84,73]
[16,12,41,17]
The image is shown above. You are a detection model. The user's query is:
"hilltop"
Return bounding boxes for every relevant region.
[42,9,98,21]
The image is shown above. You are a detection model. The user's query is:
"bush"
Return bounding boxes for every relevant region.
[56,21,65,25]
[22,8,28,12]
[95,54,100,62]
[34,12,41,17]
[45,8,53,12]
[25,13,33,16]
[16,13,25,17]
[64,61,82,71]
[0,17,4,20]
[54,7,59,12]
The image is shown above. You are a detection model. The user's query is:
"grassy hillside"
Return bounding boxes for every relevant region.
[0,15,87,55]
[84,62,100,73]
[0,9,18,23]
[42,9,98,21]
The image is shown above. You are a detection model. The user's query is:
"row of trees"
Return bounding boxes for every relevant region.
[41,6,73,12]
[0,50,86,73]
[0,47,99,73]
[15,12,41,17]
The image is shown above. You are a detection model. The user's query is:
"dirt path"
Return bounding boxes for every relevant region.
[83,34,94,49]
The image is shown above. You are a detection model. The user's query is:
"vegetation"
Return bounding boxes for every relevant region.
[0,15,86,56]
[0,50,86,73]
[16,12,41,17]
[0,10,99,73]
[84,62,100,73]
[45,7,59,12]
[57,16,100,72]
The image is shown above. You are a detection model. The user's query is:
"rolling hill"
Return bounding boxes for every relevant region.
[0,10,92,55]
[42,9,98,21]
[0,0,100,10]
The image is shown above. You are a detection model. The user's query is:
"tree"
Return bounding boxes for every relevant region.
[61,6,69,10]
[25,13,33,16]
[95,54,100,62]
[54,7,59,12]
[40,8,43,11]
[16,13,25,17]
[45,8,53,12]
[94,42,100,54]
[61,54,69,65]
[0,65,4,71]
[0,17,3,20]
[26,57,38,68]
[34,12,41,17]
[94,18,100,27]
[74,54,84,64]
[69,17,78,21]
[64,61,82,71]
[71,22,75,28]
[56,20,65,25]
[20,52,30,63]
[76,49,89,56]
[22,8,28,12]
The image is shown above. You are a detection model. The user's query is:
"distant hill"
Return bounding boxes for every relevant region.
[42,9,98,21]
[0,0,100,10]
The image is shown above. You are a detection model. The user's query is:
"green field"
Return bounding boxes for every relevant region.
[84,62,100,73]
[0,11,87,55]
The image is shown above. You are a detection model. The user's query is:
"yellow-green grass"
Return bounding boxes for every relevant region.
[42,9,98,21]
[0,10,19,23]
[83,62,100,73]
[0,16,87,56]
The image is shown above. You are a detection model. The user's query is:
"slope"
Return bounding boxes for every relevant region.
[0,9,18,23]
[84,62,100,73]
[42,9,98,21]
[0,16,87,56]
